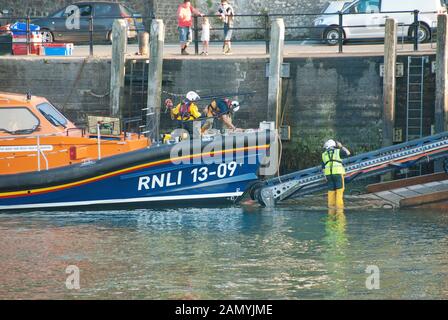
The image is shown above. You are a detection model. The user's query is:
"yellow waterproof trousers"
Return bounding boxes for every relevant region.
[327,175,345,210]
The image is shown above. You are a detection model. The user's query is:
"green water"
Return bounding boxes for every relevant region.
[0,206,447,299]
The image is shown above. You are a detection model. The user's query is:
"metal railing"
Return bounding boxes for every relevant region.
[0,10,440,56]
[0,121,132,172]
[0,132,64,171]
[191,10,437,54]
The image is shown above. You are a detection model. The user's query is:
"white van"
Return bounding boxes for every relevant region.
[321,1,354,14]
[313,0,446,45]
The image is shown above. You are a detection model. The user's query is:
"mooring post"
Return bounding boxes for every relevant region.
[382,18,397,148]
[146,19,165,143]
[110,19,127,118]
[267,18,285,128]
[138,31,150,56]
[435,14,448,172]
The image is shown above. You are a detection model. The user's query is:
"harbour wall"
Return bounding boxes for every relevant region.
[0,54,437,171]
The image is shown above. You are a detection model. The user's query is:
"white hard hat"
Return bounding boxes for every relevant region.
[231,100,240,112]
[324,139,337,150]
[186,91,200,102]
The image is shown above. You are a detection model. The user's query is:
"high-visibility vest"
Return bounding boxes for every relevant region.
[322,149,345,176]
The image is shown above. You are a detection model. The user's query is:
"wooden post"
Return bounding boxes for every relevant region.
[146,19,165,143]
[267,18,285,128]
[110,20,127,118]
[138,32,150,56]
[382,18,397,148]
[435,14,448,172]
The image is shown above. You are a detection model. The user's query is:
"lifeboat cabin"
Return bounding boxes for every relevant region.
[0,92,150,175]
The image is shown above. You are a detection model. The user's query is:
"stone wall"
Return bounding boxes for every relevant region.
[0,57,111,123]
[0,54,437,171]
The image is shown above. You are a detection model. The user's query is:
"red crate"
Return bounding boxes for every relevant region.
[12,33,42,43]
[12,43,43,55]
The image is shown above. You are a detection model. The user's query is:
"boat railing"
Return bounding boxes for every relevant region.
[1,124,145,172]
[35,135,48,172]
[122,117,143,140]
[66,127,86,137]
[0,132,71,172]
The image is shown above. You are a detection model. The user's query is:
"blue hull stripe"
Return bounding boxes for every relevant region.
[0,192,244,210]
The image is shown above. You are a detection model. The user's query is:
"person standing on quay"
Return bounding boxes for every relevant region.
[201,17,210,55]
[217,0,235,55]
[177,0,203,55]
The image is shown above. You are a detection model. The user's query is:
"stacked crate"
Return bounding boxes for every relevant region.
[10,22,42,55]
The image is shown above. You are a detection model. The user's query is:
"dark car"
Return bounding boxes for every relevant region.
[32,1,144,43]
[0,9,9,27]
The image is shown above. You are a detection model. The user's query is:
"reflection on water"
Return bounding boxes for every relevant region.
[323,210,349,298]
[0,206,448,299]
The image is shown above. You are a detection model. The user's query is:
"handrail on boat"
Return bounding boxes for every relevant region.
[0,132,67,140]
[0,131,76,172]
[36,135,49,172]
[0,126,148,173]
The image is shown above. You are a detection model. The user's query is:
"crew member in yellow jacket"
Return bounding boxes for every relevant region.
[322,139,351,210]
[165,91,202,137]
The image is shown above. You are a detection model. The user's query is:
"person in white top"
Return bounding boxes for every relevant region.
[201,17,210,56]
[217,0,235,55]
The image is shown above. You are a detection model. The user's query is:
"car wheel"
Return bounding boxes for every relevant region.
[409,23,431,43]
[324,27,344,46]
[107,31,113,43]
[41,29,54,43]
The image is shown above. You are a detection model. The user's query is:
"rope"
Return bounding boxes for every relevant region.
[62,57,88,112]
[276,132,283,183]
[162,90,186,98]
[86,90,110,98]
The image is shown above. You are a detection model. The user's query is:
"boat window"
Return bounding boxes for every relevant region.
[0,107,40,134]
[37,102,68,128]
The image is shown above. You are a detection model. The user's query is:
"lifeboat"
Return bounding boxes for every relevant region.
[0,92,275,211]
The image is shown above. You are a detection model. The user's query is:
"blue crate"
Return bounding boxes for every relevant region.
[43,44,73,56]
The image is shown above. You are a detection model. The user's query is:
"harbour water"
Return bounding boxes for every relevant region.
[0,206,447,300]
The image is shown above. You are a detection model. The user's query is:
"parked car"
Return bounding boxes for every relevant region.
[0,9,9,27]
[32,1,145,43]
[313,0,446,45]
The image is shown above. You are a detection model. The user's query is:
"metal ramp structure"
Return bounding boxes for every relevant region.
[252,132,448,207]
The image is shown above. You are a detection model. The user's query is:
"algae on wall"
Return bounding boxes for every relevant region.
[281,125,382,173]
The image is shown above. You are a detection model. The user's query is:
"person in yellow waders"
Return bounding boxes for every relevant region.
[322,139,351,210]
